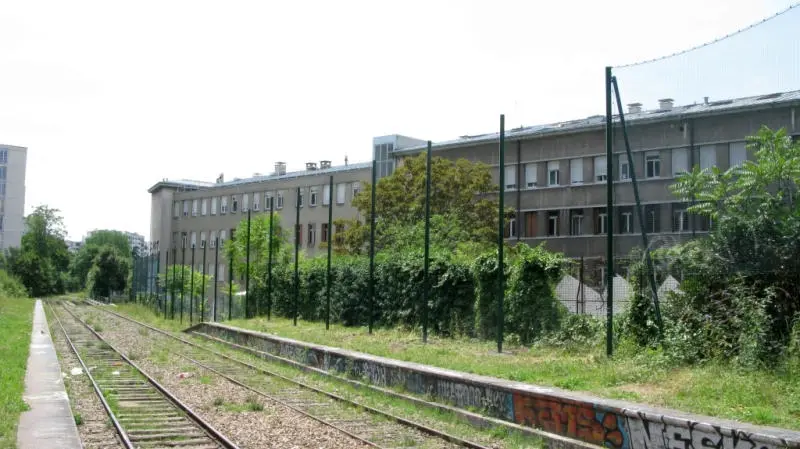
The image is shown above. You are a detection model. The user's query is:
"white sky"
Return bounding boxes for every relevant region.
[0,0,796,241]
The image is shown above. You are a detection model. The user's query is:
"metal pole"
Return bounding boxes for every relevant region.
[155,249,160,312]
[171,248,177,320]
[422,143,432,343]
[369,160,377,334]
[213,238,219,322]
[190,246,195,326]
[293,187,301,326]
[245,209,251,318]
[611,76,663,335]
[201,244,207,322]
[228,251,233,321]
[146,250,151,303]
[267,197,274,320]
[180,242,186,324]
[605,66,614,357]
[164,251,169,319]
[497,116,505,353]
[326,175,333,330]
[130,252,136,302]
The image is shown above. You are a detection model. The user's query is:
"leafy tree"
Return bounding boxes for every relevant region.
[341,154,499,254]
[665,127,800,366]
[86,246,129,300]
[226,213,291,282]
[71,230,132,290]
[160,265,214,298]
[9,205,69,296]
[84,230,132,258]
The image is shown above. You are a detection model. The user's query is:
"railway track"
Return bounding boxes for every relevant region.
[49,303,239,449]
[75,302,493,449]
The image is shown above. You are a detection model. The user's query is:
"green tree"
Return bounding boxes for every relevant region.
[225,212,291,282]
[9,205,69,296]
[665,126,800,366]
[71,230,132,290]
[160,265,214,298]
[86,246,129,300]
[341,154,499,254]
[84,230,132,258]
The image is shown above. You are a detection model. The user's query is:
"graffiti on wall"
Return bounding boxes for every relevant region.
[626,415,781,449]
[513,395,628,449]
[436,380,515,422]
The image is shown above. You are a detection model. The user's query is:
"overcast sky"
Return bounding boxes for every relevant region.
[1,0,797,241]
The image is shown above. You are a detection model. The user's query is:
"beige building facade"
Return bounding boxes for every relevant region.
[0,144,27,250]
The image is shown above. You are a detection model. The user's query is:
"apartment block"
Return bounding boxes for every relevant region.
[0,144,27,250]
[149,161,371,282]
[149,90,800,288]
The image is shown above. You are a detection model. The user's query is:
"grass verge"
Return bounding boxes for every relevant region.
[0,297,33,448]
[111,302,800,430]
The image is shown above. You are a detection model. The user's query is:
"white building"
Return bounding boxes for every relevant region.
[0,144,27,251]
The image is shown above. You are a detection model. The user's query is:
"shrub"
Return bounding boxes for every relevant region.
[0,269,27,297]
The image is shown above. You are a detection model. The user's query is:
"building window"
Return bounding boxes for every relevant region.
[243,193,249,212]
[310,188,318,207]
[619,158,630,181]
[594,156,607,182]
[253,193,260,211]
[645,205,660,233]
[211,197,218,215]
[504,216,516,238]
[276,191,284,209]
[570,159,583,184]
[297,190,304,208]
[308,223,316,246]
[672,148,689,176]
[570,210,583,236]
[0,150,7,164]
[547,211,559,236]
[201,199,208,215]
[321,223,329,243]
[265,193,274,211]
[210,231,217,248]
[200,232,206,248]
[181,232,188,248]
[183,200,189,216]
[673,209,689,232]
[597,211,608,235]
[192,199,198,216]
[218,264,225,282]
[646,152,661,178]
[524,163,537,188]
[336,183,346,204]
[547,161,560,186]
[729,142,747,168]
[334,223,345,245]
[620,210,633,234]
[699,146,716,171]
[190,232,197,248]
[173,201,180,218]
[504,166,517,190]
[0,167,7,180]
[524,211,537,237]
[352,182,361,198]
[221,197,228,214]
[323,184,331,205]
[172,232,178,248]
[231,195,238,213]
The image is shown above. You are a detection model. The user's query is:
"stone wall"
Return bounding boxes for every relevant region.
[189,322,800,449]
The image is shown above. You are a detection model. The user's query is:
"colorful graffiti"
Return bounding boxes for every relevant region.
[513,395,627,449]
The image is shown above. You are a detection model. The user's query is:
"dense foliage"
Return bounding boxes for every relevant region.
[71,230,132,290]
[86,246,130,299]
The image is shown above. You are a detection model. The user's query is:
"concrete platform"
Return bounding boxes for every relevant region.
[17,299,82,449]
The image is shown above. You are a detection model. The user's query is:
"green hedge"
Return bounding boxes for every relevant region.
[250,245,567,343]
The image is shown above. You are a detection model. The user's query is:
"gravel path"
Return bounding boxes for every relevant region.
[84,307,370,449]
[48,308,123,449]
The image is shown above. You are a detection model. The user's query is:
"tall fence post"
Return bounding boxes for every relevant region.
[190,245,196,326]
[228,250,233,321]
[369,160,377,334]
[422,142,432,344]
[267,197,274,321]
[171,248,177,320]
[497,115,505,353]
[131,251,137,302]
[605,66,615,357]
[245,208,251,319]
[180,240,186,324]
[326,175,333,330]
[293,186,301,326]
[201,243,207,322]
[164,251,169,319]
[213,238,219,322]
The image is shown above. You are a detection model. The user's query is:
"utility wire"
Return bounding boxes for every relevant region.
[613,2,800,68]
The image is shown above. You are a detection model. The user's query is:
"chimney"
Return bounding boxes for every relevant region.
[704,96,709,105]
[658,98,674,111]
[306,162,318,171]
[216,173,224,184]
[627,102,642,114]
[344,155,349,166]
[320,160,332,169]
[274,162,286,176]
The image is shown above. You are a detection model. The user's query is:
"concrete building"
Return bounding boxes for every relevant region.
[149,161,370,280]
[149,90,800,282]
[0,144,27,251]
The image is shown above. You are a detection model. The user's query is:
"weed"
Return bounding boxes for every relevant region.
[212,397,224,406]
[73,413,83,426]
[245,397,264,411]
[199,375,212,385]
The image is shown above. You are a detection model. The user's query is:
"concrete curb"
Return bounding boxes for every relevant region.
[190,322,800,449]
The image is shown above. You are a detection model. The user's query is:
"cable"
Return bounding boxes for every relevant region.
[613,2,800,68]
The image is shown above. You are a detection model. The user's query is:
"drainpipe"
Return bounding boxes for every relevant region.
[516,140,522,241]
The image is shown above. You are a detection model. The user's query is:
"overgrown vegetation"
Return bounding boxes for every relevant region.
[0,295,33,447]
